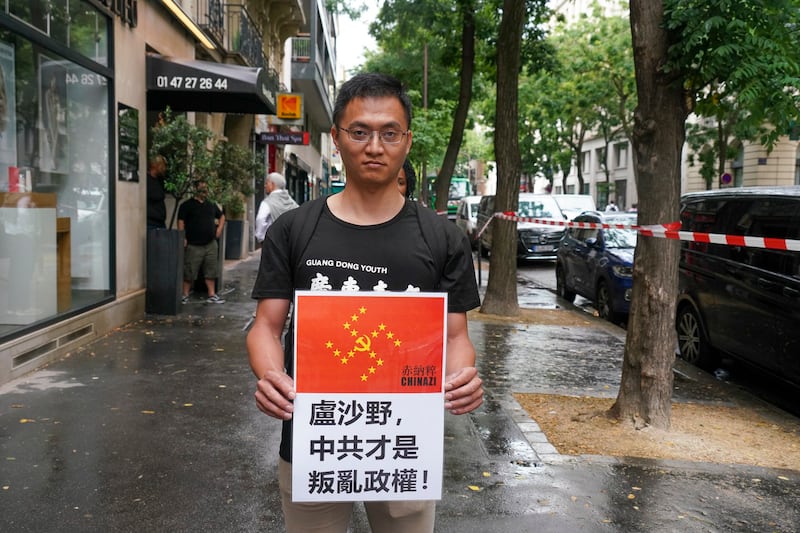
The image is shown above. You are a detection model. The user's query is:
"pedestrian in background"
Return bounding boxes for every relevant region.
[178,180,226,304]
[146,155,167,230]
[397,159,416,199]
[254,172,299,243]
[247,72,483,532]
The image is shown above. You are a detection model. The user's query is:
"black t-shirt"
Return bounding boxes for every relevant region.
[252,200,479,311]
[177,198,222,245]
[251,199,480,462]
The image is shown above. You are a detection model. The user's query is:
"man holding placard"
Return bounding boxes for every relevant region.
[247,73,483,532]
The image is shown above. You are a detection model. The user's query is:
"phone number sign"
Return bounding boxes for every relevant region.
[153,75,228,91]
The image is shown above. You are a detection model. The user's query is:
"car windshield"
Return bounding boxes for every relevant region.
[556,196,594,211]
[449,180,470,200]
[519,197,560,219]
[604,228,638,248]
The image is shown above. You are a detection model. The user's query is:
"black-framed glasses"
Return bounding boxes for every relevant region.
[339,127,409,145]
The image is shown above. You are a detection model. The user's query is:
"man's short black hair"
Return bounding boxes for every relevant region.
[333,73,412,129]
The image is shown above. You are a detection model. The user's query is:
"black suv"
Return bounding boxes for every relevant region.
[676,187,800,388]
[476,194,565,260]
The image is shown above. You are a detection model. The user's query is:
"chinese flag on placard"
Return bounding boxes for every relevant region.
[294,292,446,394]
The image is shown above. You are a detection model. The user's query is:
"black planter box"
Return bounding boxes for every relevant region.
[225,219,244,260]
[146,228,184,315]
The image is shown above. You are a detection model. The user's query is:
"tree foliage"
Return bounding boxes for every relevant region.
[150,109,259,226]
[519,10,635,194]
[213,141,260,219]
[150,109,218,229]
[664,0,800,148]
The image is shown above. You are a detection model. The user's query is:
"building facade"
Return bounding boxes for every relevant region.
[0,0,337,385]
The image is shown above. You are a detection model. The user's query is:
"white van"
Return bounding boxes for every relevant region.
[552,194,596,220]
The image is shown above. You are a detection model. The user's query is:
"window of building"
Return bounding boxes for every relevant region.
[795,145,800,185]
[7,0,109,66]
[0,17,111,340]
[733,145,744,187]
[595,147,604,172]
[615,142,627,169]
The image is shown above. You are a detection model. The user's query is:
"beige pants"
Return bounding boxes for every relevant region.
[278,459,436,533]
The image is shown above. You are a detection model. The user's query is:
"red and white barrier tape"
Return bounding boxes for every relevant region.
[476,211,800,251]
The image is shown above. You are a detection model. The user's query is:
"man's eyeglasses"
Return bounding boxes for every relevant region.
[339,127,409,145]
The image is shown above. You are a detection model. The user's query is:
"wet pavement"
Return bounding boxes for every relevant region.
[1,254,799,532]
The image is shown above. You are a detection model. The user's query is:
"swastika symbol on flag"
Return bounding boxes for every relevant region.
[324,305,403,383]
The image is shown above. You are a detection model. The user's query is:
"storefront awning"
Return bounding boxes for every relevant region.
[146,55,275,115]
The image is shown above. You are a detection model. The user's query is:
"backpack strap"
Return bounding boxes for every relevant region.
[412,201,449,288]
[288,197,326,274]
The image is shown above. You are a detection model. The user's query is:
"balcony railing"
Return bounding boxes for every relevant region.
[196,0,224,45]
[291,35,311,62]
[224,3,264,68]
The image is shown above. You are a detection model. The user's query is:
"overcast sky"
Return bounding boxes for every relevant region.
[336,3,379,79]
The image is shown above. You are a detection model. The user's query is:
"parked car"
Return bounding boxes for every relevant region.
[552,193,597,220]
[676,187,800,388]
[454,195,482,247]
[476,193,565,260]
[556,211,637,323]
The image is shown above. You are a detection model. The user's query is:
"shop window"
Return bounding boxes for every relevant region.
[7,0,109,66]
[0,29,110,340]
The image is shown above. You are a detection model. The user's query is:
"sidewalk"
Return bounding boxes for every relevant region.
[1,254,798,532]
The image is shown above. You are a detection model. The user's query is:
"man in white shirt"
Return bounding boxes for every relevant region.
[254,172,299,242]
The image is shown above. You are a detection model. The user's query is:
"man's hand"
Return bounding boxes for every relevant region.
[254,369,296,420]
[444,366,483,415]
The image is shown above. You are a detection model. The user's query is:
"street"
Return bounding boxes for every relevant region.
[1,254,798,532]
[512,258,800,418]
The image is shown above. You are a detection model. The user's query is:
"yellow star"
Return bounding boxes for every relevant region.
[386,332,394,339]
[333,349,341,357]
[350,329,358,337]
[377,359,384,366]
[360,374,368,381]
[394,339,401,347]
[343,321,351,330]
[369,366,376,374]
[340,357,349,364]
[378,323,386,331]
[369,351,377,358]
[351,314,359,322]
[348,350,355,357]
[325,341,333,349]
[371,330,379,338]
[359,306,367,314]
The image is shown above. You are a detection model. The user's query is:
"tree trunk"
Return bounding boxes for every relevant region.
[609,1,689,430]
[480,0,525,317]
[434,0,475,214]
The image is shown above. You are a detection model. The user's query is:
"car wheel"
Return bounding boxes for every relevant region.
[676,304,719,370]
[596,280,621,323]
[556,265,576,302]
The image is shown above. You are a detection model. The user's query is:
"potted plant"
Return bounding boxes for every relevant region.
[146,109,219,314]
[213,140,261,259]
[150,108,219,229]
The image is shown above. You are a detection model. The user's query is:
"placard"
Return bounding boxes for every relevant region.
[292,291,447,502]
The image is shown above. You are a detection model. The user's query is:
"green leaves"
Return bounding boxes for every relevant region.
[149,109,260,226]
